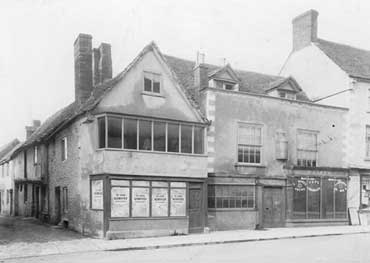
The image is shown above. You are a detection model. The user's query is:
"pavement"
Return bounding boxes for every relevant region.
[1,216,370,260]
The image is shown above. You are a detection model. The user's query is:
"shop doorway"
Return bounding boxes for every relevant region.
[263,186,285,227]
[189,183,204,233]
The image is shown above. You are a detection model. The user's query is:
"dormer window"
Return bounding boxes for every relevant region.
[278,90,296,100]
[144,72,161,94]
[214,80,236,91]
[224,83,235,90]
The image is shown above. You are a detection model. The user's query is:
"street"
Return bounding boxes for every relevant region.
[4,233,370,263]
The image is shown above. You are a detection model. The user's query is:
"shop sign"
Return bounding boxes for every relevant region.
[132,187,149,217]
[170,188,186,216]
[111,187,130,217]
[334,180,347,192]
[91,180,103,209]
[152,188,168,217]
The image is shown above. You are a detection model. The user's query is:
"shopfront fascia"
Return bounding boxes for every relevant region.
[89,174,207,238]
[286,167,350,226]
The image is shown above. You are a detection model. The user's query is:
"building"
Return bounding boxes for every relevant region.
[165,56,349,229]
[0,139,21,215]
[280,10,370,221]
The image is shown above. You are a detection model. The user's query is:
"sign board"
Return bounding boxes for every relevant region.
[348,207,360,225]
[111,187,130,217]
[152,188,168,217]
[170,188,186,216]
[132,187,149,217]
[91,180,103,209]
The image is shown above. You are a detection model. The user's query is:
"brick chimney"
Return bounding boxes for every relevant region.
[92,43,112,86]
[25,120,41,139]
[74,33,93,104]
[292,9,318,51]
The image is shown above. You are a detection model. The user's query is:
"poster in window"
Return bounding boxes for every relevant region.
[91,180,103,209]
[152,188,168,217]
[170,188,186,216]
[111,187,130,217]
[132,187,149,217]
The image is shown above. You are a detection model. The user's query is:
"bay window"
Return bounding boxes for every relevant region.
[98,115,204,155]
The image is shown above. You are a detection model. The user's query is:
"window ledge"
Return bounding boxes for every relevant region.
[141,91,165,98]
[96,148,207,157]
[208,208,257,212]
[235,163,266,168]
[109,216,188,221]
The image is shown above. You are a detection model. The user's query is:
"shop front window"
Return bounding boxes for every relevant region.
[361,177,370,209]
[291,177,347,219]
[208,185,255,209]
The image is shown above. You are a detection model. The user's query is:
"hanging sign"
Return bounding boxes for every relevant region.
[170,188,186,216]
[111,187,130,217]
[91,180,103,209]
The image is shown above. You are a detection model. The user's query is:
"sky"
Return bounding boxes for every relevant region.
[1,0,370,146]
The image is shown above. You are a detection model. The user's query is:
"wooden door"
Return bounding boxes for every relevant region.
[35,187,39,218]
[263,187,284,227]
[9,190,13,215]
[54,187,61,224]
[189,183,204,233]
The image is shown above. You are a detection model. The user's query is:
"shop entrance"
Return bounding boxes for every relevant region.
[263,186,284,227]
[189,183,204,233]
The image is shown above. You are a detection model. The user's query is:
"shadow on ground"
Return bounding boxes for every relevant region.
[0,216,84,245]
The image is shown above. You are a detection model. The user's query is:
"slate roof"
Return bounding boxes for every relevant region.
[315,38,370,79]
[163,55,309,101]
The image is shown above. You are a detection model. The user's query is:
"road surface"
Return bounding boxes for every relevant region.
[4,233,370,263]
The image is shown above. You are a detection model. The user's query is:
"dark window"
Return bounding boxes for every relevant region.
[124,119,137,149]
[181,125,192,153]
[167,123,179,152]
[307,178,320,219]
[24,184,27,203]
[194,127,204,154]
[144,72,161,93]
[208,185,255,209]
[322,178,334,219]
[98,117,106,148]
[139,120,152,150]
[224,83,234,90]
[153,121,166,151]
[144,77,152,92]
[107,117,122,148]
[335,179,347,218]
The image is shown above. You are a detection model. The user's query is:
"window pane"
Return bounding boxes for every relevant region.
[322,178,334,219]
[132,187,150,217]
[107,117,122,148]
[152,188,168,217]
[167,123,179,152]
[334,179,347,218]
[170,188,186,216]
[124,119,137,149]
[144,77,152,92]
[194,127,204,154]
[111,187,130,217]
[98,117,106,148]
[153,81,160,93]
[181,125,192,153]
[293,178,307,219]
[307,178,320,219]
[139,120,152,150]
[153,121,166,151]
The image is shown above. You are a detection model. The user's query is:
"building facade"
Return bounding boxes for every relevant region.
[280,9,370,222]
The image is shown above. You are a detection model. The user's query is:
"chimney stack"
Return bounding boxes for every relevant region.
[292,9,318,51]
[74,33,93,104]
[26,120,41,139]
[193,52,208,104]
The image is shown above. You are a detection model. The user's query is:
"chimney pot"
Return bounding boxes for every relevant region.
[292,9,318,51]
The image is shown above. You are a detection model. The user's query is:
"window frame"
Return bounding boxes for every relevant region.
[143,71,162,94]
[62,187,68,213]
[61,137,68,161]
[97,114,206,156]
[208,184,256,210]
[236,122,263,165]
[296,129,319,167]
[34,146,38,164]
[366,125,370,159]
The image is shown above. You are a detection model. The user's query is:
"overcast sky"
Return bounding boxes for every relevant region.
[1,0,370,146]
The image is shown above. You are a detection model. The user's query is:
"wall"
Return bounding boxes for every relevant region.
[280,44,350,106]
[206,88,347,176]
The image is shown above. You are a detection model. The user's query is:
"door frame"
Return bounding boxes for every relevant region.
[262,186,285,228]
[188,182,206,233]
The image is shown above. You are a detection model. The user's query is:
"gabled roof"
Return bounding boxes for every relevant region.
[0,141,22,165]
[265,76,302,93]
[163,55,310,101]
[0,139,20,161]
[315,38,370,80]
[208,64,241,83]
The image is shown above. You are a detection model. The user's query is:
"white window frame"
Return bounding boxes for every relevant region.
[61,137,68,161]
[34,146,38,164]
[237,122,263,165]
[143,71,161,94]
[296,129,319,167]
